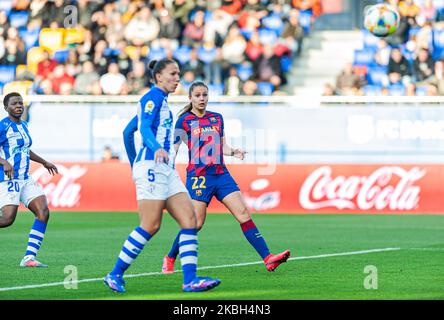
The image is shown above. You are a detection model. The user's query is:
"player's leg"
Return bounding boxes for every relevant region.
[165,171,220,292]
[22,194,50,267]
[217,174,290,272]
[162,199,207,273]
[104,161,166,293]
[104,199,164,293]
[0,205,19,228]
[19,177,50,267]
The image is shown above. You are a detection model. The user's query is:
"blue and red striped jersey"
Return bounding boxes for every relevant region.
[175,110,227,176]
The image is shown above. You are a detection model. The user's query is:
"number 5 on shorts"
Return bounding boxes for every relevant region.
[148,169,155,182]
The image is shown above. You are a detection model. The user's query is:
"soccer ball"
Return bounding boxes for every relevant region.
[364,4,400,37]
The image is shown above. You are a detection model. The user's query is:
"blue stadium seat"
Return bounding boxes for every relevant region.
[362,84,382,96]
[432,28,444,60]
[207,83,224,96]
[298,11,312,35]
[258,28,277,45]
[366,66,387,86]
[408,27,422,39]
[173,45,192,65]
[257,82,274,95]
[388,84,405,96]
[148,47,166,61]
[261,13,284,36]
[240,28,253,40]
[415,86,428,96]
[197,46,216,64]
[53,49,70,63]
[354,49,376,66]
[237,64,253,81]
[362,30,379,49]
[401,45,415,65]
[280,55,293,73]
[9,11,29,29]
[0,0,12,15]
[0,66,15,84]
[19,28,40,50]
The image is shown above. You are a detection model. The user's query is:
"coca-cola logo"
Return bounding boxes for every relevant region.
[32,165,87,208]
[299,166,426,211]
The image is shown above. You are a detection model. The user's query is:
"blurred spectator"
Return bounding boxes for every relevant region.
[398,0,421,28]
[335,63,365,95]
[281,9,305,58]
[292,0,323,18]
[77,30,94,63]
[92,40,109,75]
[36,50,58,81]
[0,10,10,38]
[204,9,233,45]
[0,42,26,65]
[102,145,120,162]
[419,0,437,22]
[158,9,181,49]
[414,21,433,55]
[172,0,195,29]
[77,0,100,29]
[65,49,82,78]
[374,39,391,66]
[52,64,75,95]
[413,48,434,82]
[405,83,417,96]
[221,25,247,65]
[182,48,205,81]
[387,47,412,86]
[242,79,259,96]
[100,62,127,95]
[221,0,244,15]
[47,0,68,28]
[322,83,337,96]
[182,10,206,47]
[225,66,242,97]
[420,60,444,95]
[124,7,160,46]
[245,31,263,62]
[253,44,283,84]
[127,60,150,95]
[74,61,100,95]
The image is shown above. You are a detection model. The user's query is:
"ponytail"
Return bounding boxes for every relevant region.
[177,103,193,118]
[147,58,177,84]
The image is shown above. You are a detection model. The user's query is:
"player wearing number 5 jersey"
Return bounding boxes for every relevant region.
[162,82,290,273]
[104,59,220,294]
[0,92,58,268]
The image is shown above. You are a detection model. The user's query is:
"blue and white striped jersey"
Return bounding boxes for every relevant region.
[0,117,32,181]
[134,86,175,167]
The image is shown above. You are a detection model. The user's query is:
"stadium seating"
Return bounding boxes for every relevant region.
[261,13,285,36]
[207,83,224,96]
[64,28,86,45]
[19,28,40,50]
[9,11,29,29]
[53,49,70,64]
[237,64,253,82]
[353,49,376,66]
[366,66,388,86]
[0,0,12,16]
[2,80,33,97]
[388,84,405,96]
[26,46,46,74]
[39,28,66,55]
[173,46,192,66]
[0,66,16,85]
[257,82,274,95]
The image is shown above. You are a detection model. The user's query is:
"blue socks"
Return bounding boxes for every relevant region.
[25,219,47,257]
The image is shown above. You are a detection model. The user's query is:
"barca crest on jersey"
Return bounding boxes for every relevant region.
[145,101,155,114]
[209,117,218,123]
[196,190,202,196]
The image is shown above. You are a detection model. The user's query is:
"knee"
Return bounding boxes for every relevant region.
[0,215,15,228]
[140,223,160,236]
[35,207,50,223]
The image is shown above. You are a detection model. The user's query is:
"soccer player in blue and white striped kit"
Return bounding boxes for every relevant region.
[103,58,220,293]
[0,92,58,267]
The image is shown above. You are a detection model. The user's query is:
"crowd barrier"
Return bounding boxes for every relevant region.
[28,162,444,214]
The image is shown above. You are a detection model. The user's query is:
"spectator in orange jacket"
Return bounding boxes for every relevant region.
[292,0,322,17]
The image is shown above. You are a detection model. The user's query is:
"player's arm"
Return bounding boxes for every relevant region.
[0,131,13,179]
[123,115,138,167]
[173,115,188,156]
[139,99,168,164]
[30,150,58,175]
[222,137,247,160]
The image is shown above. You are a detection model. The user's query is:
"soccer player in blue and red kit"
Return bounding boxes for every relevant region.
[161,81,290,273]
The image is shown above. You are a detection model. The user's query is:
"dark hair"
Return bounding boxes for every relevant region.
[3,92,22,108]
[177,81,209,117]
[148,58,177,84]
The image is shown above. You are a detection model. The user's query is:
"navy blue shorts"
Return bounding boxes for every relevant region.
[186,172,240,204]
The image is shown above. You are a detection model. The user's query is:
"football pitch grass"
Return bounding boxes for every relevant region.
[0,212,443,300]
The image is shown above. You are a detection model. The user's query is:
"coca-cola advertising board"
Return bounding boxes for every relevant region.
[27,162,444,214]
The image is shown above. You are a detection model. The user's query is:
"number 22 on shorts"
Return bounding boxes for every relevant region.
[191,176,206,189]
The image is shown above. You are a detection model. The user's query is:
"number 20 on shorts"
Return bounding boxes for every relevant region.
[7,181,20,192]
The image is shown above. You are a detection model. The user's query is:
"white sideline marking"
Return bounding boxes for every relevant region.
[0,247,401,292]
[407,248,444,251]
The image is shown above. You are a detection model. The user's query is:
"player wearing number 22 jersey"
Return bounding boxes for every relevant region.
[162,81,290,274]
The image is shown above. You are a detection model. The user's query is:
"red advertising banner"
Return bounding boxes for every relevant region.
[29,162,444,214]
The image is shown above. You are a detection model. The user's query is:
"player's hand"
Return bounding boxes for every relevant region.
[43,161,58,175]
[232,149,247,160]
[155,148,169,164]
[3,161,14,180]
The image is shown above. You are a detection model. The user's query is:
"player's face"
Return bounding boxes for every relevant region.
[5,96,24,120]
[190,86,208,113]
[156,63,180,93]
